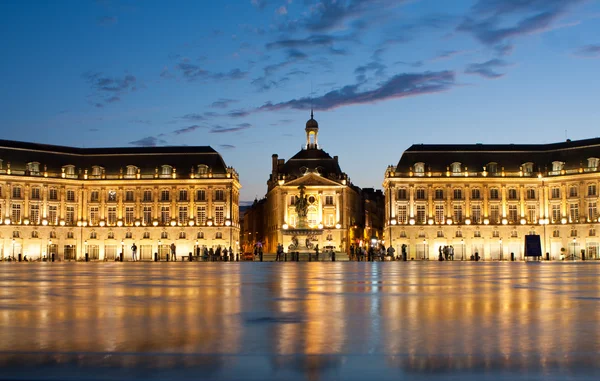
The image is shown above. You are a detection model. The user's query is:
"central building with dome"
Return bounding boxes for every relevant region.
[263,112,362,255]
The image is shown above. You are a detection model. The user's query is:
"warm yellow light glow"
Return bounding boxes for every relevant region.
[207,220,213,226]
[502,218,508,225]
[282,223,289,230]
[390,219,397,225]
[116,220,123,227]
[446,219,453,225]
[152,220,158,227]
[77,221,82,227]
[59,220,65,226]
[135,221,141,227]
[189,220,195,226]
[5,218,11,225]
[82,221,88,227]
[561,217,567,224]
[335,223,341,229]
[428,218,434,225]
[170,220,176,226]
[483,218,489,225]
[318,223,324,229]
[465,218,471,225]
[409,218,415,225]
[225,220,231,226]
[520,218,526,225]
[23,219,30,225]
[99,220,105,227]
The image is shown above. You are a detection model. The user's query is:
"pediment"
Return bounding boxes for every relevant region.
[284,173,343,187]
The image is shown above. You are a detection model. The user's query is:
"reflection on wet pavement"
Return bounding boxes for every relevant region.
[0,262,599,380]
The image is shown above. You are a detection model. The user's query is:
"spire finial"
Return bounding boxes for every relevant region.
[311,108,314,119]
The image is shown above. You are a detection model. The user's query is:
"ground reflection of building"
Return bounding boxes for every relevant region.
[384,138,600,260]
[0,140,240,260]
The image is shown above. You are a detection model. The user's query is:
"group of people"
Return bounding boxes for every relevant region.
[128,243,234,262]
[438,245,455,261]
[350,244,395,261]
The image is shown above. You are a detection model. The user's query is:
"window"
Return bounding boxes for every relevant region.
[31,187,40,200]
[414,162,425,174]
[397,205,407,224]
[215,189,225,201]
[471,205,481,224]
[197,189,206,201]
[416,205,426,224]
[590,228,596,237]
[91,166,103,177]
[31,231,39,238]
[417,231,425,238]
[161,231,168,239]
[197,165,209,175]
[474,230,481,238]
[195,231,203,239]
[161,190,170,202]
[108,232,115,239]
[553,230,560,238]
[125,190,134,202]
[571,229,578,237]
[90,232,97,239]
[30,204,40,224]
[12,231,20,238]
[455,230,463,238]
[215,206,224,225]
[490,188,499,200]
[143,232,150,239]
[27,161,40,174]
[453,205,463,223]
[196,206,207,225]
[511,230,518,238]
[415,188,426,200]
[490,205,500,224]
[588,184,597,197]
[471,188,480,200]
[161,206,170,224]
[49,231,56,239]
[179,189,188,202]
[66,190,75,202]
[453,189,462,200]
[397,188,407,200]
[435,189,444,200]
[107,190,117,202]
[48,206,58,225]
[11,204,21,224]
[126,165,137,177]
[588,157,599,169]
[451,162,461,173]
[552,161,564,172]
[215,232,223,239]
[588,202,597,221]
[179,231,186,239]
[89,207,99,226]
[400,231,407,238]
[12,186,21,199]
[143,207,152,225]
[551,188,560,199]
[178,206,188,225]
[90,191,99,202]
[522,162,534,175]
[508,205,518,223]
[125,232,132,239]
[528,205,537,223]
[49,188,58,200]
[125,207,135,225]
[492,230,500,238]
[107,207,117,225]
[552,204,561,223]
[437,230,444,238]
[161,165,172,176]
[487,162,498,174]
[67,231,74,239]
[63,165,76,176]
[325,195,334,205]
[526,188,536,200]
[289,195,296,205]
[569,186,578,198]
[143,190,153,202]
[435,204,444,224]
[66,206,75,226]
[569,203,579,223]
[508,189,518,200]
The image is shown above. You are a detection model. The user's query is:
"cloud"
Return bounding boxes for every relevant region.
[251,0,268,9]
[84,72,136,92]
[130,119,152,125]
[210,98,239,108]
[97,16,117,26]
[210,123,252,133]
[105,96,120,103]
[181,113,206,121]
[303,0,404,32]
[228,109,252,118]
[176,62,248,81]
[276,6,287,15]
[464,59,511,78]
[266,34,353,50]
[431,50,470,61]
[258,70,455,111]
[160,66,175,79]
[129,136,168,147]
[574,44,600,58]
[211,68,249,80]
[173,125,205,135]
[219,144,236,149]
[354,61,386,82]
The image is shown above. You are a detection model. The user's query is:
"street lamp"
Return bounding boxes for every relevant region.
[461,238,464,260]
[12,238,15,260]
[572,238,576,260]
[422,239,427,260]
[499,238,503,261]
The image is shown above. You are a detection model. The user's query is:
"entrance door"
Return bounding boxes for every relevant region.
[158,245,170,260]
[586,242,599,260]
[140,245,152,261]
[88,245,100,260]
[64,245,76,261]
[105,245,117,261]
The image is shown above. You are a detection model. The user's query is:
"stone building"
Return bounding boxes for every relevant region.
[0,139,240,260]
[383,138,600,260]
[263,113,362,254]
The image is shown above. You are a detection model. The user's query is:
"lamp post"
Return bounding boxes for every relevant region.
[121,240,124,261]
[499,238,503,261]
[12,238,15,260]
[158,240,162,260]
[422,239,427,260]
[572,238,576,261]
[461,238,464,261]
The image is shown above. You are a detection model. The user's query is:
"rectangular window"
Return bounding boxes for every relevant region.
[471,188,480,200]
[89,207,99,225]
[397,205,407,224]
[143,206,152,225]
[528,205,537,223]
[125,207,135,225]
[49,188,58,200]
[474,230,481,238]
[66,190,75,202]
[179,190,188,202]
[143,190,153,202]
[435,204,444,224]
[31,187,40,200]
[325,195,334,205]
[289,195,296,205]
[161,190,170,202]
[551,188,560,199]
[161,206,170,224]
[453,189,462,200]
[196,189,206,202]
[453,204,463,223]
[552,205,561,223]
[66,206,75,225]
[107,206,117,225]
[508,189,518,200]
[326,214,335,226]
[589,202,597,221]
[508,205,518,223]
[215,206,224,225]
[125,190,134,202]
[178,206,188,225]
[569,203,579,223]
[490,188,499,200]
[30,204,40,224]
[196,206,206,225]
[397,188,407,200]
[12,186,22,199]
[471,205,481,224]
[90,191,99,202]
[215,189,225,201]
[435,189,444,200]
[415,189,425,200]
[490,205,500,224]
[588,184,597,197]
[416,205,426,224]
[11,204,21,224]
[48,205,58,224]
[527,189,536,199]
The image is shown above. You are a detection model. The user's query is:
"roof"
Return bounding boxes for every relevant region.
[0,139,229,176]
[396,138,600,173]
[279,147,343,179]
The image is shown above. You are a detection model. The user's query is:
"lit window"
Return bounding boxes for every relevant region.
[30,187,40,200]
[414,162,425,174]
[490,188,499,200]
[451,162,461,173]
[178,206,188,225]
[11,204,21,224]
[125,191,134,202]
[143,190,153,202]
[522,162,534,175]
[161,165,172,177]
[471,188,480,200]
[415,188,426,200]
[551,188,560,199]
[588,157,599,169]
[196,206,206,225]
[197,165,209,175]
[552,161,564,172]
[143,207,152,225]
[179,189,188,202]
[126,165,137,177]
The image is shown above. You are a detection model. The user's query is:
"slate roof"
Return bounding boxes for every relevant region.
[396,138,600,173]
[279,147,344,179]
[0,139,229,175]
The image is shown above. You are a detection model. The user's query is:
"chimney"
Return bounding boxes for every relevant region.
[272,154,278,175]
[334,156,338,162]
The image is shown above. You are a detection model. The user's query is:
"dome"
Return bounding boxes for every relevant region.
[306,117,318,129]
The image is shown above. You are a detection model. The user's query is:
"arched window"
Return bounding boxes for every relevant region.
[215,232,223,239]
[307,206,318,227]
[197,231,204,239]
[125,232,132,239]
[197,165,209,175]
[89,231,97,239]
[143,232,150,239]
[160,165,172,177]
[179,231,186,239]
[451,162,461,173]
[486,162,498,174]
[107,232,115,239]
[126,165,137,178]
[161,231,168,239]
[63,165,76,177]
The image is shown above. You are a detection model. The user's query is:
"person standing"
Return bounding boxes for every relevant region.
[131,243,137,262]
[170,243,176,261]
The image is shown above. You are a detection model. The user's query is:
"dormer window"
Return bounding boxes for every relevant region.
[91,166,103,177]
[315,166,325,176]
[299,166,309,175]
[487,162,498,174]
[197,165,209,175]
[160,165,172,178]
[522,162,534,175]
[63,165,76,177]
[414,162,425,174]
[27,162,40,174]
[451,162,461,173]
[126,165,138,178]
[552,161,564,172]
[588,157,599,169]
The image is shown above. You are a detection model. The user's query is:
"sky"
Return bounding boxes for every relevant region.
[1,0,599,202]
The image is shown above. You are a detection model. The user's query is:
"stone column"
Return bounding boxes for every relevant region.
[561,183,567,219]
[24,185,30,219]
[520,185,526,218]
[42,185,48,218]
[207,186,213,219]
[5,183,11,218]
[501,185,507,217]
[465,185,471,217]
[483,185,489,218]
[153,187,159,220]
[336,191,341,223]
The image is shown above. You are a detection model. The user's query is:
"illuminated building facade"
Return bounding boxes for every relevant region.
[263,113,362,254]
[0,140,240,260]
[384,138,600,260]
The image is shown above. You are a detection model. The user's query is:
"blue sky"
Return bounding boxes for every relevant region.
[1,0,599,201]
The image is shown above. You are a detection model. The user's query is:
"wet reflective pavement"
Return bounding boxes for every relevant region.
[0,262,599,380]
